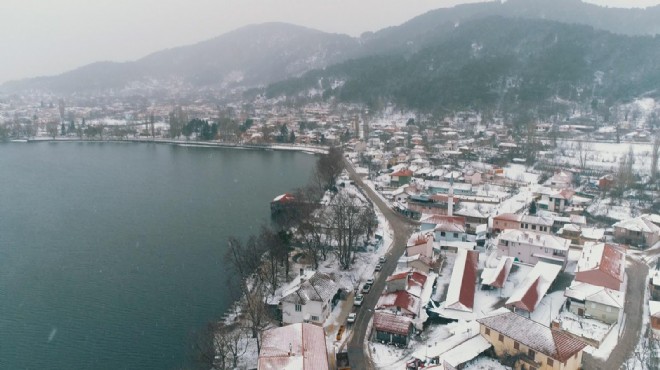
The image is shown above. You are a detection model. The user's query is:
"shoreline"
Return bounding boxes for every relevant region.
[10,137,330,155]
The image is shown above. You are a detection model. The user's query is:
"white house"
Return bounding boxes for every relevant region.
[497,229,570,268]
[280,272,339,325]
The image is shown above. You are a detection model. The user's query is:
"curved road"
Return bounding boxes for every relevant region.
[343,159,417,370]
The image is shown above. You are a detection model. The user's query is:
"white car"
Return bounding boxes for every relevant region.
[354,294,364,306]
[347,313,357,324]
[379,256,386,264]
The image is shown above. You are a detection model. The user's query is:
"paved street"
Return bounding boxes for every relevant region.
[343,159,417,370]
[582,257,649,370]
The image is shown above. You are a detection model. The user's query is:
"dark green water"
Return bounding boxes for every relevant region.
[0,142,315,370]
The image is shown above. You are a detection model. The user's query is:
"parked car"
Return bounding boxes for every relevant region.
[379,256,386,264]
[354,294,364,306]
[375,264,382,272]
[362,283,372,294]
[366,278,375,285]
[336,325,345,341]
[347,313,356,324]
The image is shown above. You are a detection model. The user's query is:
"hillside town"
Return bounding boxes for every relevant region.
[2,94,660,370]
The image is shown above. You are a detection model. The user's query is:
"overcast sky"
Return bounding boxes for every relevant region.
[1,0,660,84]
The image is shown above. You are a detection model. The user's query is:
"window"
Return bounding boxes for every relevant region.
[531,225,536,230]
[498,334,504,342]
[441,231,446,236]
[295,304,302,312]
[453,233,459,238]
[485,328,490,335]
[547,358,554,366]
[545,248,549,253]
[528,349,536,359]
[311,315,319,321]
[514,341,519,350]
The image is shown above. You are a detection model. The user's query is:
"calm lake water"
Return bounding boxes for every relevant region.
[0,142,316,370]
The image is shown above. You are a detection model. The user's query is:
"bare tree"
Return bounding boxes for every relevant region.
[46,121,59,139]
[576,139,591,170]
[313,146,344,192]
[651,134,659,185]
[240,279,271,352]
[327,191,376,269]
[226,236,263,280]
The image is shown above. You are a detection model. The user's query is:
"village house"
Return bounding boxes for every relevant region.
[444,250,479,312]
[478,311,587,370]
[406,232,435,260]
[574,243,626,291]
[280,272,339,325]
[497,229,571,268]
[385,271,428,298]
[650,269,660,301]
[563,282,624,324]
[538,188,575,213]
[454,208,489,234]
[506,262,562,314]
[612,214,660,248]
[258,323,329,370]
[397,254,434,274]
[390,168,413,187]
[492,213,522,234]
[650,301,660,332]
[372,311,414,346]
[547,170,574,189]
[481,256,515,289]
[520,214,554,234]
[375,290,421,319]
[405,194,458,219]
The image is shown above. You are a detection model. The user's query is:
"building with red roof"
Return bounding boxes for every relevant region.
[445,250,479,312]
[372,311,414,346]
[390,168,414,186]
[575,242,626,291]
[376,290,421,318]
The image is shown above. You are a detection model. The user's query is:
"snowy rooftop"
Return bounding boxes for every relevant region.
[506,262,562,312]
[478,311,587,362]
[445,250,479,312]
[481,256,514,288]
[575,242,625,284]
[499,229,570,251]
[564,281,624,308]
[613,215,660,233]
[258,323,328,370]
[650,301,660,317]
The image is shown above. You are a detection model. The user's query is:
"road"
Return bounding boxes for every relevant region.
[582,257,649,370]
[343,159,417,370]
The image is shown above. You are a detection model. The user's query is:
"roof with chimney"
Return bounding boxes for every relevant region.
[478,312,586,362]
[445,250,479,312]
[506,262,561,312]
[258,323,329,370]
[407,231,434,247]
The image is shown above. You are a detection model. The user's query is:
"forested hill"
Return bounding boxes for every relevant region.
[265,17,660,113]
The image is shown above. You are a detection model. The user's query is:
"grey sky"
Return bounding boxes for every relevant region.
[1,0,659,84]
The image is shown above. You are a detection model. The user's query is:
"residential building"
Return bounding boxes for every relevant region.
[520,214,554,234]
[390,168,413,187]
[445,250,478,312]
[258,323,329,370]
[492,213,522,234]
[376,290,421,318]
[406,232,435,259]
[564,282,624,324]
[280,272,339,325]
[574,243,626,291]
[506,262,562,314]
[497,229,570,268]
[372,311,414,346]
[478,311,587,370]
[538,188,575,213]
[650,301,660,331]
[481,256,514,289]
[612,214,660,248]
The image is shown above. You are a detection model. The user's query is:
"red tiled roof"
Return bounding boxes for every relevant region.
[373,311,413,336]
[429,194,450,203]
[391,169,413,177]
[376,291,420,316]
[421,215,466,226]
[599,244,625,282]
[492,259,513,289]
[512,278,540,312]
[493,213,522,222]
[478,312,587,363]
[272,193,296,203]
[460,251,479,310]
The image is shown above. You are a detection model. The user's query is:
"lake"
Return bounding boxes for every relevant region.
[0,141,316,369]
